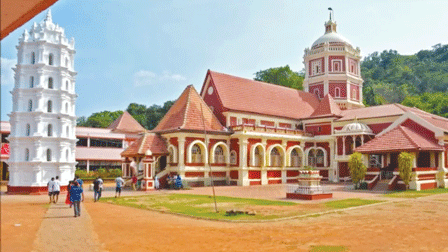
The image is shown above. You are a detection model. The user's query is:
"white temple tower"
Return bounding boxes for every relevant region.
[303,10,364,110]
[7,10,77,194]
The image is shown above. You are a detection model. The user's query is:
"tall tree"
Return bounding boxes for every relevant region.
[254,65,304,90]
[78,110,124,128]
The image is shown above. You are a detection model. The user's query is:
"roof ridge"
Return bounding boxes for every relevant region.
[137,133,148,154]
[180,86,193,129]
[399,126,420,149]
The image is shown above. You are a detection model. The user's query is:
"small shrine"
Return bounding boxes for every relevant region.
[286,169,333,200]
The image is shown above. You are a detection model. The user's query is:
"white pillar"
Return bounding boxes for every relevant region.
[342,136,346,156]
[239,138,249,186]
[86,160,90,173]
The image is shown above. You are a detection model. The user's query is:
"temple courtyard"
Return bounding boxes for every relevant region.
[2,184,448,252]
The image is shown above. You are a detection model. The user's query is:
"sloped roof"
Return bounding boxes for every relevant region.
[153,85,226,133]
[309,94,341,118]
[205,70,320,120]
[121,133,168,157]
[355,125,443,153]
[76,147,123,161]
[107,111,146,134]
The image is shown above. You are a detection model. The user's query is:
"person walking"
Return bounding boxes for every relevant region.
[131,175,137,191]
[70,181,84,217]
[52,176,61,203]
[75,176,83,188]
[154,175,159,190]
[47,177,54,203]
[93,176,103,202]
[175,174,182,190]
[65,180,73,207]
[115,176,125,198]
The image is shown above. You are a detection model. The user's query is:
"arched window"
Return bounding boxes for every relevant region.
[214,145,225,164]
[270,147,282,167]
[66,149,69,161]
[66,81,69,90]
[30,76,34,88]
[49,53,54,65]
[46,149,52,161]
[352,89,357,100]
[28,100,33,112]
[316,149,325,166]
[308,149,317,167]
[254,146,263,167]
[31,52,36,64]
[291,148,302,167]
[168,148,174,163]
[47,124,53,137]
[65,103,68,113]
[335,87,340,98]
[26,124,31,136]
[25,148,30,161]
[47,100,52,113]
[230,151,237,165]
[48,78,53,89]
[65,58,69,67]
[66,126,69,137]
[191,144,202,163]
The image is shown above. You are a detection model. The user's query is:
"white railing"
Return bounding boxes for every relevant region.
[286,184,330,195]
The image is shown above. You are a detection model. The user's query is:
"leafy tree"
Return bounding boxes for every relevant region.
[398,152,414,190]
[254,65,304,90]
[77,110,123,128]
[127,103,147,127]
[402,92,448,118]
[348,152,367,189]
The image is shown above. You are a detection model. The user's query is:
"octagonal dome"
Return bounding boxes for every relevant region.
[334,122,373,135]
[312,32,352,48]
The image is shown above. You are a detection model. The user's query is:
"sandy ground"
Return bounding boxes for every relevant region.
[1,194,49,252]
[2,184,448,252]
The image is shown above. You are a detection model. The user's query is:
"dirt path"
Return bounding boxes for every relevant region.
[32,201,105,252]
[86,193,448,252]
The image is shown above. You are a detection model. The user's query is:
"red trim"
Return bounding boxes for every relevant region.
[230,170,239,179]
[286,193,332,200]
[248,170,261,179]
[249,181,261,185]
[267,170,281,178]
[7,185,67,195]
[210,172,226,177]
[420,182,437,190]
[185,172,204,177]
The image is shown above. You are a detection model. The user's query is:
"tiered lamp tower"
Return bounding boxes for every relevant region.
[7,10,78,194]
[303,10,364,110]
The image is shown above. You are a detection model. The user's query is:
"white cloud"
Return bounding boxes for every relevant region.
[1,58,16,86]
[133,70,186,87]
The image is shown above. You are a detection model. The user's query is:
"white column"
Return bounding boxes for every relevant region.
[342,136,346,156]
[178,137,185,171]
[86,160,90,173]
[239,138,249,186]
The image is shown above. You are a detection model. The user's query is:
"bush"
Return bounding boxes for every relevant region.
[97,168,107,178]
[359,182,368,190]
[398,152,414,190]
[109,168,122,178]
[75,170,88,178]
[348,152,367,189]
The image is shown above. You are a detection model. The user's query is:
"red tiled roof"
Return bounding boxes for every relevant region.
[337,104,407,121]
[153,85,226,133]
[205,70,320,120]
[76,147,123,161]
[107,111,146,133]
[355,125,443,153]
[121,133,168,157]
[309,94,341,118]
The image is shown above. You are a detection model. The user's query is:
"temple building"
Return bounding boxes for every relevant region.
[121,15,448,191]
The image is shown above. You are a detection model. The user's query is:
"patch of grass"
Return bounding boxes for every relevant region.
[102,194,297,220]
[384,188,448,198]
[325,198,382,209]
[310,245,347,252]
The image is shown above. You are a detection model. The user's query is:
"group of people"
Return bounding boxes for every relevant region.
[47,176,61,203]
[167,174,182,189]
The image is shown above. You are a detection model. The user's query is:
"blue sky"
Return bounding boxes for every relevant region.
[2,0,448,121]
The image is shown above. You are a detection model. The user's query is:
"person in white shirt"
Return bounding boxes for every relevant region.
[52,176,61,203]
[115,176,125,198]
[47,178,54,203]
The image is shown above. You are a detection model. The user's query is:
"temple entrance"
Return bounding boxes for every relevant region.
[417,152,431,167]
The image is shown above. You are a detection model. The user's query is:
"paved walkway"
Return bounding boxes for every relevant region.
[32,200,105,252]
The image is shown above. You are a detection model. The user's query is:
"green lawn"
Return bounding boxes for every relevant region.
[101,194,382,221]
[309,245,348,252]
[384,188,448,198]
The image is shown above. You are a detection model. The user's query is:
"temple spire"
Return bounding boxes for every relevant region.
[45,9,52,23]
[325,8,337,33]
